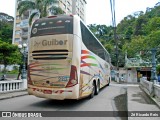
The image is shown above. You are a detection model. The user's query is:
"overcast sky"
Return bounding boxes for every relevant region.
[0,0,159,25]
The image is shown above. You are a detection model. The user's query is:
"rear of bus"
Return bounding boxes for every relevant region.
[28,15,81,100]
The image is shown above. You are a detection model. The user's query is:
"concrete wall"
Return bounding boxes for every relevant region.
[140,78,160,105]
[126,68,137,83]
[119,68,127,82]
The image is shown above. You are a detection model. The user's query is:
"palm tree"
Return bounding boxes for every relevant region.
[17,0,64,25]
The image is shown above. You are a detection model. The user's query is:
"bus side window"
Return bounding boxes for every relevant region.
[105,52,109,62]
[97,51,105,60]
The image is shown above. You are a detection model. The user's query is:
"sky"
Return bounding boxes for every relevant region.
[0,0,159,26]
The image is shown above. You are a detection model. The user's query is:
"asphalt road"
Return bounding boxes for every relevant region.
[0,83,128,120]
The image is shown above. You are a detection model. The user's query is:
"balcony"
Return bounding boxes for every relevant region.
[20,32,28,39]
[20,19,29,30]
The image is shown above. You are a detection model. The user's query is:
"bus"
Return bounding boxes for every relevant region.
[28,15,111,100]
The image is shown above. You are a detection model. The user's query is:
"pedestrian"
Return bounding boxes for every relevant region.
[0,74,6,80]
[17,64,22,80]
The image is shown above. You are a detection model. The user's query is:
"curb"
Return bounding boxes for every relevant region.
[0,90,28,100]
[139,85,160,109]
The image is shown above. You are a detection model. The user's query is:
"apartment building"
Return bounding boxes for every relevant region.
[12,0,87,45]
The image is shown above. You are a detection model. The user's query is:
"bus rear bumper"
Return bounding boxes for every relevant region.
[28,86,79,100]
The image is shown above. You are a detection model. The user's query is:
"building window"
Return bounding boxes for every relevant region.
[16,23,20,27]
[15,38,20,43]
[67,1,71,6]
[67,8,72,13]
[15,30,21,35]
[16,15,20,20]
[63,3,66,9]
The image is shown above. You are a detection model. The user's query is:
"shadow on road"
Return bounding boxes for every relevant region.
[29,98,89,110]
[29,86,109,110]
[113,87,128,120]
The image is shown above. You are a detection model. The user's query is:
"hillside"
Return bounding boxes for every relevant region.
[88,2,160,67]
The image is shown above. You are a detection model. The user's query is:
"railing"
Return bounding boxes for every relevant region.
[140,78,154,95]
[154,84,160,101]
[0,80,27,93]
[140,78,160,104]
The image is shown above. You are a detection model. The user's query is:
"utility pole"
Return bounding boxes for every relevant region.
[110,0,119,82]
[113,25,119,82]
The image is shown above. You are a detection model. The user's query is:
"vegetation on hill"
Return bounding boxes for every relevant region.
[0,13,21,73]
[1,2,160,69]
[88,2,160,67]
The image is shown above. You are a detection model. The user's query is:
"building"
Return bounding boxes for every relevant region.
[12,0,87,45]
[125,54,152,83]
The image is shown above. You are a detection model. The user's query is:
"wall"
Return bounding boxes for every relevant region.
[127,68,137,83]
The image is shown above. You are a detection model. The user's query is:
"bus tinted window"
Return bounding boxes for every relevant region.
[30,16,73,37]
[80,21,109,61]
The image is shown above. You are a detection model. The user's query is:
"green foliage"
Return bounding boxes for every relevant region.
[17,0,64,25]
[148,17,160,32]
[157,64,160,74]
[0,13,14,44]
[0,22,13,43]
[122,36,147,57]
[145,30,160,49]
[88,2,160,67]
[0,41,21,73]
[8,70,19,74]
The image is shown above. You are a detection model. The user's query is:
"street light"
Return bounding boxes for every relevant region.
[18,43,27,79]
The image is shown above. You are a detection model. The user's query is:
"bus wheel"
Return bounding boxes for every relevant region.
[90,82,95,98]
[95,80,100,95]
[107,78,110,86]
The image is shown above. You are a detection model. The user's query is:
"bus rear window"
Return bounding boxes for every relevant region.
[30,16,73,37]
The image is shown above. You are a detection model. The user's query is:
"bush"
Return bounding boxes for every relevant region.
[8,70,19,74]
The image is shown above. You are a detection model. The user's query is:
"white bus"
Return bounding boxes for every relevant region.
[28,15,111,100]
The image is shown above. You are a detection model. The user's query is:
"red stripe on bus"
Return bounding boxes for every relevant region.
[81,63,90,67]
[81,50,89,54]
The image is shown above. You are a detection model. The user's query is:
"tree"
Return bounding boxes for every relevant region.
[0,12,14,22]
[157,64,160,74]
[0,41,21,73]
[0,13,14,44]
[145,30,160,49]
[122,36,147,58]
[133,16,147,36]
[0,21,13,43]
[147,17,160,32]
[17,0,64,25]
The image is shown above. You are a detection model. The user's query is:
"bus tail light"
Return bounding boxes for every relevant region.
[27,66,33,85]
[66,65,78,88]
[48,16,57,18]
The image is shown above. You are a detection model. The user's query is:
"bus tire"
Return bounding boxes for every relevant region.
[107,78,110,86]
[95,80,100,95]
[89,82,95,98]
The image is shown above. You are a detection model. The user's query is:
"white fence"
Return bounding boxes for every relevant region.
[140,78,153,95]
[154,84,160,101]
[0,79,27,93]
[140,78,160,102]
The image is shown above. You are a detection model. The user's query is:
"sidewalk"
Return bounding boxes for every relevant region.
[127,86,160,120]
[0,90,28,100]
